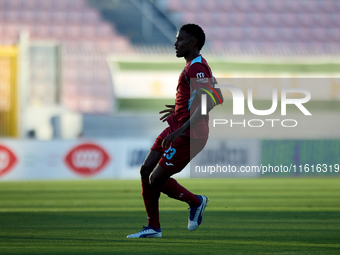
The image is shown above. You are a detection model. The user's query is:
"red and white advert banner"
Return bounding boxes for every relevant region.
[0,140,126,181]
[0,144,18,177]
[0,138,210,181]
[64,143,111,176]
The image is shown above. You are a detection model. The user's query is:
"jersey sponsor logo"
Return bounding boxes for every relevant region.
[65,143,110,176]
[196,72,209,84]
[196,72,205,78]
[0,145,17,177]
[165,162,174,166]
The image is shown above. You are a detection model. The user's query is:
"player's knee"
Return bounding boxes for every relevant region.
[149,173,166,190]
[140,164,152,179]
[149,174,159,189]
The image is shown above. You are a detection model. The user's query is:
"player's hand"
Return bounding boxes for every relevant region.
[161,129,182,148]
[159,105,175,122]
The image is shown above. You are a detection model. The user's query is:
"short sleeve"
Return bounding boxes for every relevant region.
[187,63,212,90]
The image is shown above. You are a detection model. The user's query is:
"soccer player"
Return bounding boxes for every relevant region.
[127,24,219,238]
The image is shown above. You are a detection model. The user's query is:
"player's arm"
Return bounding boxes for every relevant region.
[161,64,218,148]
[161,88,214,148]
[175,87,215,130]
[159,104,175,122]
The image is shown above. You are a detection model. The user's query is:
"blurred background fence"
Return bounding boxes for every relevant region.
[0,0,339,180]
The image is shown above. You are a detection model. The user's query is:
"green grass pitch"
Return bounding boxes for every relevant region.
[117,60,340,73]
[1,178,340,255]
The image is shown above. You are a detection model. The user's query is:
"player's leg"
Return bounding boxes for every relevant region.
[140,150,163,228]
[127,128,172,238]
[149,136,205,206]
[127,150,163,238]
[149,164,201,207]
[149,137,209,231]
[150,164,208,231]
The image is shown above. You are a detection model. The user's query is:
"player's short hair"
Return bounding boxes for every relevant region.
[180,24,205,50]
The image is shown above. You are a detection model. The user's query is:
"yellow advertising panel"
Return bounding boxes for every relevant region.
[0,46,18,137]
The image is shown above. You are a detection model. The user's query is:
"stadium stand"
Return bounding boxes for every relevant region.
[1,0,340,117]
[161,0,340,55]
[0,0,131,114]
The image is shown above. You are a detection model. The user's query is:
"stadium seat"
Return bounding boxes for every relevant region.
[21,0,36,10]
[244,27,261,41]
[247,13,265,27]
[81,11,102,25]
[66,12,83,25]
[31,25,49,39]
[251,0,269,12]
[296,14,313,28]
[318,0,334,12]
[68,0,88,10]
[6,0,21,9]
[329,14,339,27]
[263,14,281,27]
[230,13,247,26]
[81,26,97,40]
[20,11,36,24]
[181,12,197,25]
[285,1,300,13]
[207,26,224,41]
[326,28,336,42]
[277,28,294,41]
[299,0,318,13]
[261,27,278,42]
[3,11,20,23]
[53,0,69,11]
[202,0,219,13]
[95,24,115,40]
[267,0,285,12]
[38,0,54,11]
[296,28,311,42]
[211,13,229,26]
[215,0,234,12]
[50,12,67,24]
[52,26,66,40]
[313,14,331,28]
[281,14,297,27]
[65,26,81,40]
[167,0,181,12]
[35,12,51,24]
[184,12,211,26]
[3,24,19,37]
[233,0,251,12]
[227,27,244,41]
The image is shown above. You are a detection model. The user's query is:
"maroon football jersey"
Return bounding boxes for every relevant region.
[167,55,213,139]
